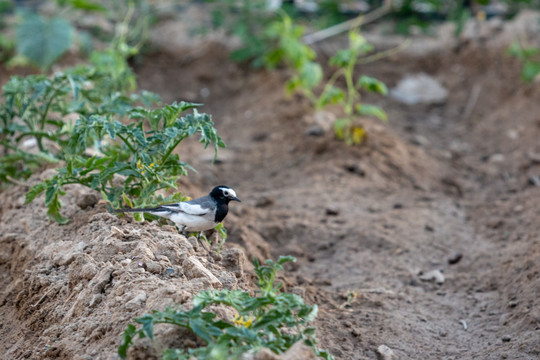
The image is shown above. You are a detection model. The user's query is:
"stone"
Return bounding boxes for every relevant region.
[390,73,448,105]
[182,256,222,288]
[376,345,396,360]
[420,269,445,284]
[282,341,317,360]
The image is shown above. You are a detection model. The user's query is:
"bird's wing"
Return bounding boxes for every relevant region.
[160,196,213,216]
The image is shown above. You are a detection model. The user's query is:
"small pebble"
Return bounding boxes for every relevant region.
[326,206,340,216]
[344,163,366,176]
[508,300,518,308]
[420,269,445,284]
[513,205,524,213]
[489,154,505,163]
[448,253,463,265]
[375,345,395,360]
[529,175,540,187]
[501,335,511,342]
[305,125,325,137]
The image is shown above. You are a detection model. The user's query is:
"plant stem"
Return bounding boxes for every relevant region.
[117,134,136,153]
[344,57,358,116]
[36,88,59,152]
[161,136,185,164]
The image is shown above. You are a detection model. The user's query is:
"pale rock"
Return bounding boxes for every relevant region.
[183,256,222,288]
[376,345,396,360]
[125,291,147,310]
[420,269,445,284]
[391,73,448,105]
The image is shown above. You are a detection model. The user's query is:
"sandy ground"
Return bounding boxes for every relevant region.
[1,12,540,360]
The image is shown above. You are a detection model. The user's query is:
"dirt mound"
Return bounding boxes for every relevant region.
[0,172,248,359]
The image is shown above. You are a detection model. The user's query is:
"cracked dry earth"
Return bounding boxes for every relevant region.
[1,24,540,360]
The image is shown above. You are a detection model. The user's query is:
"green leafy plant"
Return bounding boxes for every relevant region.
[118,256,333,360]
[1,41,224,223]
[508,40,540,82]
[6,0,154,69]
[215,223,228,254]
[324,31,388,145]
[0,44,141,183]
[268,15,388,144]
[25,103,223,223]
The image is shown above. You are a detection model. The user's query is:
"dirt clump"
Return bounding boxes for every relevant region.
[0,172,248,359]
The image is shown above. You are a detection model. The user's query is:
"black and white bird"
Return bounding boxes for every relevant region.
[115,186,241,234]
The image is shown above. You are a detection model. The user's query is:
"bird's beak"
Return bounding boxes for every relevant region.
[232,196,241,202]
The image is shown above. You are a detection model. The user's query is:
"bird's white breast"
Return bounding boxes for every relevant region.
[168,212,217,232]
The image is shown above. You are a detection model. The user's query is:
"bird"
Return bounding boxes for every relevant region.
[115,186,241,242]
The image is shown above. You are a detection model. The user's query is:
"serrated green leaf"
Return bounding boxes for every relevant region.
[357,76,388,95]
[25,182,47,203]
[356,104,388,122]
[189,318,217,344]
[317,86,345,109]
[299,61,322,89]
[298,304,318,322]
[278,255,296,265]
[47,190,67,224]
[137,315,155,339]
[329,49,352,68]
[118,324,136,359]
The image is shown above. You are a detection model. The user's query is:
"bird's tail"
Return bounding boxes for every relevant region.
[114,206,165,213]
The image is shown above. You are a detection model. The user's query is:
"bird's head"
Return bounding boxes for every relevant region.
[210,186,241,204]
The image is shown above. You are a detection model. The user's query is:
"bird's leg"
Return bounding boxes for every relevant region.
[196,231,209,254]
[177,225,187,236]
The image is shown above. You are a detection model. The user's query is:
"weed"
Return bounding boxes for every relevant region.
[508,40,540,82]
[118,256,334,360]
[215,223,228,254]
[269,14,388,144]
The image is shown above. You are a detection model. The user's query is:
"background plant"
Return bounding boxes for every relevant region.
[204,0,285,66]
[4,0,154,70]
[508,39,540,82]
[266,14,388,144]
[118,256,333,360]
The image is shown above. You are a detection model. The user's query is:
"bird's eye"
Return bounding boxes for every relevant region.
[223,190,230,196]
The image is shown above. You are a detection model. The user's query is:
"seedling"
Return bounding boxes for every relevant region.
[118,256,334,360]
[266,14,388,144]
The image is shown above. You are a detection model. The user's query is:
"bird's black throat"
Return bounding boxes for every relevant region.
[214,202,228,223]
